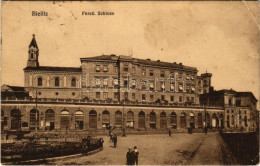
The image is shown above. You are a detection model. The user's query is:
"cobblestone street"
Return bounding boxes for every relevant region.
[41,133,235,165]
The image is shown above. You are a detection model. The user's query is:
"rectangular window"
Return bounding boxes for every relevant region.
[114,66,118,73]
[149,70,154,76]
[103,65,108,72]
[103,78,108,86]
[191,97,194,102]
[228,99,232,106]
[132,67,136,74]
[141,80,147,90]
[123,78,128,88]
[187,97,190,101]
[95,65,101,72]
[132,93,136,100]
[4,117,7,126]
[114,92,119,99]
[142,94,146,101]
[170,96,174,102]
[124,92,128,100]
[123,64,128,72]
[150,94,154,101]
[142,69,146,76]
[161,81,165,91]
[103,92,108,99]
[160,70,165,77]
[179,96,183,102]
[161,95,165,100]
[131,80,136,89]
[96,92,100,99]
[95,78,101,86]
[149,81,154,91]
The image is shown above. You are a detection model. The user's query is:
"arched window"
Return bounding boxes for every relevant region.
[71,78,76,87]
[11,109,21,130]
[138,111,145,128]
[180,112,186,129]
[127,111,134,129]
[60,110,70,130]
[197,113,203,128]
[30,52,34,59]
[160,112,167,129]
[102,110,110,129]
[206,113,210,127]
[212,113,218,128]
[89,110,97,129]
[45,109,55,131]
[115,111,122,126]
[149,111,156,129]
[189,112,195,128]
[75,111,84,130]
[55,77,60,87]
[38,77,42,86]
[169,112,177,129]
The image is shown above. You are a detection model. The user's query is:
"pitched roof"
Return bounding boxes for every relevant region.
[23,66,82,72]
[1,84,25,92]
[29,35,38,48]
[236,92,258,102]
[81,55,197,71]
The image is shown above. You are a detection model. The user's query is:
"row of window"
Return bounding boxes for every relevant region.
[95,91,194,102]
[95,64,196,78]
[37,77,77,87]
[37,92,76,96]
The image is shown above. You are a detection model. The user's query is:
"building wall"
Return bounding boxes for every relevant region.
[2,103,225,131]
[24,71,82,99]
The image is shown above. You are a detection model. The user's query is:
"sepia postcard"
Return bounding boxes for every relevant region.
[1,1,259,165]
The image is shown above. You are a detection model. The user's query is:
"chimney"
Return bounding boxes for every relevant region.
[157,60,160,62]
[146,58,151,61]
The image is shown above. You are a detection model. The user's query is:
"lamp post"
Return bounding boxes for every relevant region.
[35,90,38,133]
[122,100,126,137]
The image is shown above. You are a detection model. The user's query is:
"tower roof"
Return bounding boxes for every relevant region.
[29,34,38,48]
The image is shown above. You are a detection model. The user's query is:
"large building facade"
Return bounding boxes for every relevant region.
[1,35,258,133]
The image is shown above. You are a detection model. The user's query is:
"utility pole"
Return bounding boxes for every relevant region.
[35,90,38,133]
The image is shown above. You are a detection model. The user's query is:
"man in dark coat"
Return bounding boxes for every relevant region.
[168,129,172,137]
[126,148,134,165]
[133,146,139,165]
[99,138,104,150]
[113,134,117,148]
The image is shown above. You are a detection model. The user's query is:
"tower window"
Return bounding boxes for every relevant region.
[55,92,59,96]
[55,77,60,87]
[30,52,34,59]
[71,78,76,87]
[38,77,42,86]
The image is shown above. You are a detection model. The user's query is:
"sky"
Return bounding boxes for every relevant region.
[1,1,259,107]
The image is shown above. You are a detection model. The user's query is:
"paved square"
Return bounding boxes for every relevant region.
[47,133,206,165]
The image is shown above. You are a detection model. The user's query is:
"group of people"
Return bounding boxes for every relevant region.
[126,146,139,165]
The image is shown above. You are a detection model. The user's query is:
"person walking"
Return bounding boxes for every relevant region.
[168,129,172,137]
[133,146,139,165]
[204,126,208,135]
[113,134,117,148]
[99,138,104,150]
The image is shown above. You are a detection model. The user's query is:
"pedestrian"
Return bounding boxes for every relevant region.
[109,132,113,142]
[133,146,139,165]
[168,129,172,137]
[99,138,104,150]
[113,134,117,148]
[126,147,134,165]
[204,126,208,135]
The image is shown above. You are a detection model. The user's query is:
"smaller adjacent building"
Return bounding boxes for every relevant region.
[200,89,258,130]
